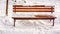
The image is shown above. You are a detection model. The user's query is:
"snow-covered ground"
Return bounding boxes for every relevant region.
[0,16,60,34]
[0,0,60,34]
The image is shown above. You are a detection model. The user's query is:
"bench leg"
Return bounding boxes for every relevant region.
[52,19,54,26]
[50,19,51,22]
[14,19,16,27]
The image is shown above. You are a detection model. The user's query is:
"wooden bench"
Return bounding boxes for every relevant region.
[12,5,56,27]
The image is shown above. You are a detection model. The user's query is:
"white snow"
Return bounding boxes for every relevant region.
[0,0,60,34]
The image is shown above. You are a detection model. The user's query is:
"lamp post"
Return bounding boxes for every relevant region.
[6,0,16,16]
[6,0,8,16]
[6,0,26,16]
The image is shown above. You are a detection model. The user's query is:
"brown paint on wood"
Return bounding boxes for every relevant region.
[13,5,54,12]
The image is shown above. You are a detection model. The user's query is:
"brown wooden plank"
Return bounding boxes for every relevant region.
[13,9,54,12]
[13,5,45,7]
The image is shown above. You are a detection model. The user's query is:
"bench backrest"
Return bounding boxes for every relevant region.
[13,5,54,13]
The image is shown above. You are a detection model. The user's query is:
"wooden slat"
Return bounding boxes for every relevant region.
[12,15,56,19]
[13,8,54,12]
[13,5,45,7]
[13,7,54,9]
